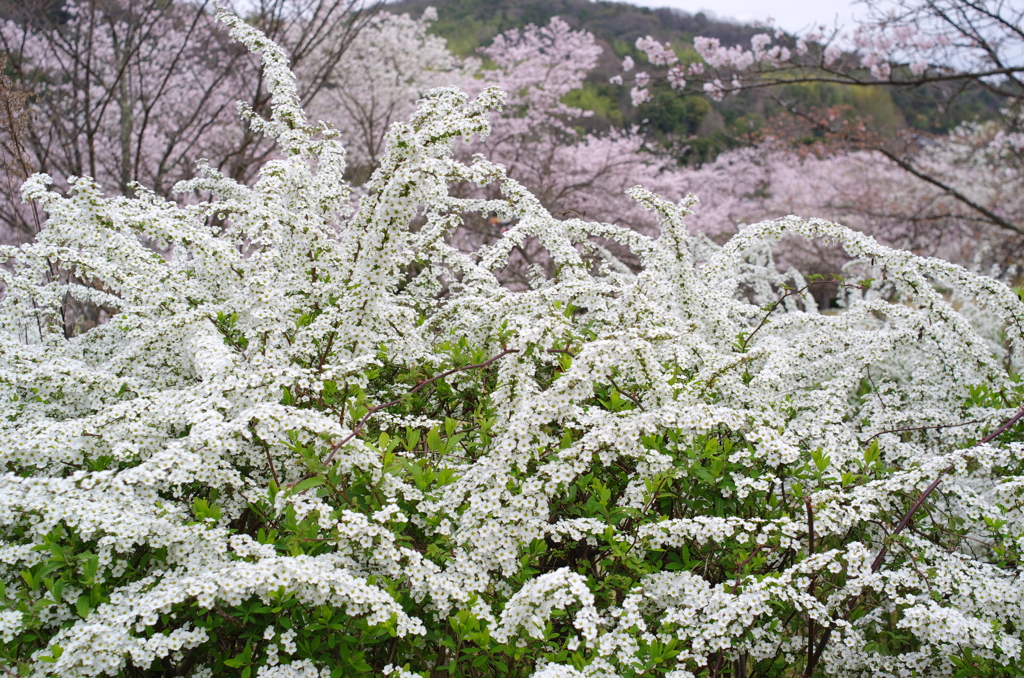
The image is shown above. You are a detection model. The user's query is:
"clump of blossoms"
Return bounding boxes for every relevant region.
[4,11,1024,678]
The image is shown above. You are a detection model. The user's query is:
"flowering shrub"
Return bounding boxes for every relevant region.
[4,11,1024,678]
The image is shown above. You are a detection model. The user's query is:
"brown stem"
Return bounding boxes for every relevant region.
[862,419,986,446]
[876,148,1024,236]
[868,405,1024,572]
[741,279,864,351]
[213,605,244,627]
[804,497,816,678]
[806,497,815,557]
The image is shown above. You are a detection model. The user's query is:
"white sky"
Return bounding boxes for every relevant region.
[623,0,865,34]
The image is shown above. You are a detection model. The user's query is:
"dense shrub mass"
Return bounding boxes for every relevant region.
[4,12,1024,678]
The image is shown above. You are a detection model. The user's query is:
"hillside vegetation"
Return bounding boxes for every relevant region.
[393,0,1005,163]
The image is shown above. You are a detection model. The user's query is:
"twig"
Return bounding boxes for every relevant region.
[265,446,280,488]
[862,418,986,446]
[865,366,887,412]
[876,147,1024,236]
[741,278,864,351]
[804,497,816,678]
[805,497,815,557]
[213,605,244,626]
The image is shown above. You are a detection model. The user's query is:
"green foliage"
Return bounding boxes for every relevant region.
[768,80,908,136]
[639,89,712,138]
[563,81,624,127]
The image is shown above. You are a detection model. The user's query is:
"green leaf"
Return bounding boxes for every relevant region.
[46,577,65,603]
[35,562,60,582]
[864,440,880,464]
[427,428,441,452]
[812,449,831,473]
[693,467,715,485]
[443,433,465,455]
[38,644,64,662]
[47,543,65,563]
[80,552,99,582]
[290,477,325,495]
[20,570,35,592]
[404,427,421,452]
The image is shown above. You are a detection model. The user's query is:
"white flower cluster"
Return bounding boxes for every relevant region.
[2,8,1024,678]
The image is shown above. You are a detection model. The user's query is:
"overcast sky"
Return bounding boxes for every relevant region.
[623,0,864,34]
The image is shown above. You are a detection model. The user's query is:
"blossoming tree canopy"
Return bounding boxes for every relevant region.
[0,0,260,239]
[0,0,382,245]
[621,0,1024,243]
[301,7,467,182]
[5,8,1024,678]
[453,17,685,282]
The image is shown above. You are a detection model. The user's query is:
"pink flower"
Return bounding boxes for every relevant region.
[630,86,652,106]
[635,36,678,66]
[703,79,725,101]
[750,33,773,59]
[667,65,687,90]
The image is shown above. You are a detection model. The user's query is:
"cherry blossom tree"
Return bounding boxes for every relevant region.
[674,130,1024,275]
[0,0,252,239]
[471,18,682,228]
[299,7,469,183]
[456,18,686,282]
[0,0,381,242]
[3,9,1024,678]
[628,0,1023,107]
[624,0,1024,240]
